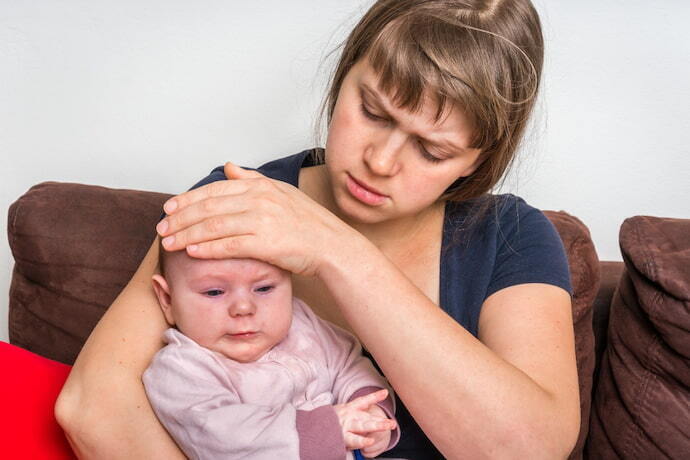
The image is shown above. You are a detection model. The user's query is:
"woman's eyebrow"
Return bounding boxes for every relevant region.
[360,83,468,154]
[360,82,389,107]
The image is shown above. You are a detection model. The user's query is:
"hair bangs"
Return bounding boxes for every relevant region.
[366,19,451,124]
[367,17,503,151]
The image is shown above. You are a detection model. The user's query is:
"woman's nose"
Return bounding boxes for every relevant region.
[228,297,256,317]
[364,130,405,176]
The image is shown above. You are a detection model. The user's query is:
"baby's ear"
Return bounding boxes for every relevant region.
[151,275,176,326]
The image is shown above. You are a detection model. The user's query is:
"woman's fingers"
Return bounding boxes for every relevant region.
[155,161,337,275]
[186,235,256,260]
[223,162,264,180]
[162,174,272,217]
[161,212,256,252]
[158,194,251,241]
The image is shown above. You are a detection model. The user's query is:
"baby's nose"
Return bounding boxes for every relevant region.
[228,298,256,317]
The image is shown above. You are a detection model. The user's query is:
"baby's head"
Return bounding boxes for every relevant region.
[153,246,293,363]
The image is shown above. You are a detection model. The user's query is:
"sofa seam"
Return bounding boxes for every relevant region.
[8,194,25,263]
[617,289,663,459]
[630,332,663,458]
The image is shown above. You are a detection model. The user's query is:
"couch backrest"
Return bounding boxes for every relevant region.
[7,182,600,459]
[8,182,171,364]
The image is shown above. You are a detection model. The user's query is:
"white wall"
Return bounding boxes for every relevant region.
[2,1,689,342]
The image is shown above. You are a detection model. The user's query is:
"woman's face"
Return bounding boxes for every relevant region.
[325,59,483,225]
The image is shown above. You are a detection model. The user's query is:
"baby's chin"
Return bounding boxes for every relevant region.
[226,352,263,363]
[213,343,272,363]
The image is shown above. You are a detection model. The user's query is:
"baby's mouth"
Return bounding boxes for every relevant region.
[227,331,258,339]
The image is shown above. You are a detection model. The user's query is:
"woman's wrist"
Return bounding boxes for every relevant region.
[314,223,380,282]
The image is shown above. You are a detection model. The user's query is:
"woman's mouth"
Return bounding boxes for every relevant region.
[346,174,388,206]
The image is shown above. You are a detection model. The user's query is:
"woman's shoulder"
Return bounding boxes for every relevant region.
[188,149,319,191]
[444,193,553,242]
[440,193,572,334]
[256,149,321,185]
[456,193,571,288]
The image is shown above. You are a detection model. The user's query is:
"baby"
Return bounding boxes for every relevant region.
[143,246,398,460]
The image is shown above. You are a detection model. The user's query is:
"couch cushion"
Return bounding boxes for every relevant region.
[543,211,599,460]
[587,216,690,458]
[8,182,170,364]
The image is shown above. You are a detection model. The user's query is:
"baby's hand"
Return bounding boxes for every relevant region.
[333,389,396,457]
[359,403,393,458]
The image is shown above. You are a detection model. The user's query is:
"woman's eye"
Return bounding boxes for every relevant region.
[255,285,274,293]
[418,141,444,164]
[204,289,224,297]
[360,103,387,122]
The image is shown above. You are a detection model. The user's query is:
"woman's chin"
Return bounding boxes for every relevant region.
[335,195,391,225]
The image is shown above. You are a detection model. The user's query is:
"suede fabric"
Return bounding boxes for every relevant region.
[543,211,599,460]
[8,182,170,364]
[8,183,609,458]
[587,216,690,459]
[590,262,624,394]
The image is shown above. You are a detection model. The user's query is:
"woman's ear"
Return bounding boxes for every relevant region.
[152,275,176,326]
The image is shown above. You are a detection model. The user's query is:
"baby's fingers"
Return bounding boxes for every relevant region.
[348,417,397,435]
[348,389,389,411]
[343,432,375,450]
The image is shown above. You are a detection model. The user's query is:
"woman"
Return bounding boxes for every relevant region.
[56,0,580,458]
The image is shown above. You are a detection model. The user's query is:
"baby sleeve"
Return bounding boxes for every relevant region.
[294,299,400,450]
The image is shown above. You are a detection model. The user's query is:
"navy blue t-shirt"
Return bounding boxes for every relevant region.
[190,149,572,459]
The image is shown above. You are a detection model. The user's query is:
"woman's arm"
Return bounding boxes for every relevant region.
[158,165,580,459]
[319,240,580,459]
[55,239,186,459]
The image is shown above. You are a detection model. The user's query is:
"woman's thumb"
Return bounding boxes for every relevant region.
[224,161,262,180]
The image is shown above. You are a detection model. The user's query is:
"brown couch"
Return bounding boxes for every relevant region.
[7,182,690,459]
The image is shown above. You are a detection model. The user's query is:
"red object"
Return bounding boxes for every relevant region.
[0,341,76,459]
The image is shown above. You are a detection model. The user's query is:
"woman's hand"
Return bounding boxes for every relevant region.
[156,162,354,277]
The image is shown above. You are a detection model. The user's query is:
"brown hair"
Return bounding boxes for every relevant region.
[316,0,544,204]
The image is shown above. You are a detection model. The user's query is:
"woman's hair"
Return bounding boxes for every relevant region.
[316,0,544,204]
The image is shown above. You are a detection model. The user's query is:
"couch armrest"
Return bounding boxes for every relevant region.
[543,210,600,460]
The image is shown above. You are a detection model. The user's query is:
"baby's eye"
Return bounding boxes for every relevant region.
[255,285,274,293]
[204,289,224,297]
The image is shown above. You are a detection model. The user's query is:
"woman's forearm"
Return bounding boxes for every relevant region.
[55,240,186,459]
[317,234,579,459]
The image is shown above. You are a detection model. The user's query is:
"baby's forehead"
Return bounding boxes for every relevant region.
[166,252,284,280]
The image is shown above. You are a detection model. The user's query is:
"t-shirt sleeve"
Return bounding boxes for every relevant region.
[159,166,225,221]
[486,197,572,298]
[188,165,226,191]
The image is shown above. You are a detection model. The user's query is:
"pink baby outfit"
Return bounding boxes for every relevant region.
[143,297,398,460]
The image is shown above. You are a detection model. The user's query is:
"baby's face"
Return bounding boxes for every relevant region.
[153,255,293,363]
